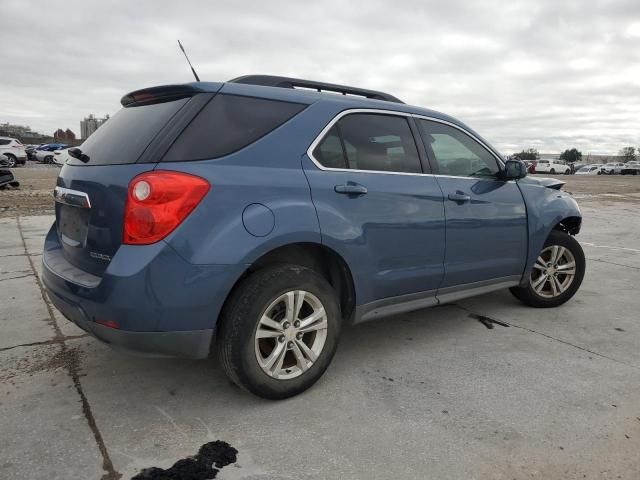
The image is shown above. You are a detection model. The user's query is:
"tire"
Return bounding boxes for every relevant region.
[5,154,16,168]
[550,168,556,174]
[564,169,570,175]
[216,264,341,399]
[44,156,53,164]
[510,230,585,308]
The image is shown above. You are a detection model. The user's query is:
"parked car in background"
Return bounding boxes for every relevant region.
[524,161,536,174]
[575,165,601,175]
[569,162,585,174]
[0,137,27,167]
[25,144,44,161]
[621,161,640,175]
[601,162,625,175]
[52,148,71,166]
[42,75,586,399]
[34,144,68,163]
[535,159,570,175]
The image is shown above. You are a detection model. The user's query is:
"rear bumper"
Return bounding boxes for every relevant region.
[47,286,212,358]
[42,222,246,359]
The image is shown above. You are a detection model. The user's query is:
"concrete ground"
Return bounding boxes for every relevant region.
[1,203,640,479]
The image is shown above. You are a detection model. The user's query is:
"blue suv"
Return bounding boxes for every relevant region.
[43,75,585,399]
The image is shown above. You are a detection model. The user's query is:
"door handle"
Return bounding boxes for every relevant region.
[448,191,471,203]
[335,184,368,195]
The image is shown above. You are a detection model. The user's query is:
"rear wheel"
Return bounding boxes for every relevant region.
[216,264,341,399]
[550,168,556,174]
[510,230,585,308]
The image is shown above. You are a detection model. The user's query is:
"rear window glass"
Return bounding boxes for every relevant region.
[0,139,10,146]
[162,94,307,162]
[67,98,189,166]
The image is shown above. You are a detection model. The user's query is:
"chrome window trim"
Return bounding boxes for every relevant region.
[53,186,91,209]
[305,108,505,177]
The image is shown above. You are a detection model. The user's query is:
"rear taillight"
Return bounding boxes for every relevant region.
[123,170,210,245]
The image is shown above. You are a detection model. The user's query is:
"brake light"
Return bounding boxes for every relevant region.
[123,170,210,245]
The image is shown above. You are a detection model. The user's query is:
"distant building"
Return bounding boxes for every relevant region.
[80,114,109,139]
[53,128,77,142]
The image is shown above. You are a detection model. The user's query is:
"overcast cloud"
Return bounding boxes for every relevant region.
[1,0,639,154]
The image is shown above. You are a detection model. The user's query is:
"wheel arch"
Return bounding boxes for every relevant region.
[552,216,581,236]
[223,242,356,324]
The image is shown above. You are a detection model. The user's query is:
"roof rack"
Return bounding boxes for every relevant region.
[228,75,404,104]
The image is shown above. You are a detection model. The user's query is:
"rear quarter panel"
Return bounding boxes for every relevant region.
[161,102,343,266]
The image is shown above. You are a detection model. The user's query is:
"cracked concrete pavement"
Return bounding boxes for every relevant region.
[1,202,639,479]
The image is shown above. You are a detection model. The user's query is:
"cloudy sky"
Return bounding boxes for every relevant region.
[1,0,639,154]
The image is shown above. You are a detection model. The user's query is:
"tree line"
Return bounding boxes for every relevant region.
[512,147,639,163]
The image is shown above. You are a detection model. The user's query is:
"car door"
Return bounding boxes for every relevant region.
[303,111,446,309]
[415,119,528,290]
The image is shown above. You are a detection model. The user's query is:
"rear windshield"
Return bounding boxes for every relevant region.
[162,94,307,162]
[67,98,189,166]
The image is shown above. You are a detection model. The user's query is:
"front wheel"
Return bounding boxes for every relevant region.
[216,264,341,399]
[5,154,16,168]
[510,230,585,308]
[550,168,556,174]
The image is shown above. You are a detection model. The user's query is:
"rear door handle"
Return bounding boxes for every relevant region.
[448,191,471,203]
[335,184,368,195]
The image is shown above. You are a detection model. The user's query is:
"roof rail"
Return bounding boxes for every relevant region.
[228,75,404,104]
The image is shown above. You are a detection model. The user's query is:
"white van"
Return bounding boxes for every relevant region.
[535,159,570,175]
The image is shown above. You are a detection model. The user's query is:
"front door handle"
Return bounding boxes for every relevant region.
[448,191,471,203]
[335,183,368,195]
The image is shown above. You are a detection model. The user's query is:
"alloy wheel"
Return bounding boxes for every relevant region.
[254,290,328,380]
[530,245,577,298]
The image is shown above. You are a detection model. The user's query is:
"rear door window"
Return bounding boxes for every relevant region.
[163,94,307,162]
[67,98,190,166]
[312,113,422,174]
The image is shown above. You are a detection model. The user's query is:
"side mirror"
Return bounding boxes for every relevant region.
[502,159,528,180]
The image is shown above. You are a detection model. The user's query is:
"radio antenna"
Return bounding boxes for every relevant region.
[177,40,200,82]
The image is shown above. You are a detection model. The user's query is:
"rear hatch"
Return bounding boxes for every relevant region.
[54,85,217,276]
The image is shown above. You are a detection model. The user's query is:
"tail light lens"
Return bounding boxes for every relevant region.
[123,170,210,245]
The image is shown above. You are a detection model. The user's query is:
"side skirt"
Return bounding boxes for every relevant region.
[353,276,521,324]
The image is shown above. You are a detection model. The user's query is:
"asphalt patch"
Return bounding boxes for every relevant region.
[469,313,510,329]
[131,441,238,480]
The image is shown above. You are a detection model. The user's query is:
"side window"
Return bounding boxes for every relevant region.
[418,120,499,178]
[0,139,10,146]
[163,94,307,162]
[312,125,347,169]
[313,113,422,174]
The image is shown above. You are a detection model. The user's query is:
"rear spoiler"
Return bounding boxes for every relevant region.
[120,84,208,107]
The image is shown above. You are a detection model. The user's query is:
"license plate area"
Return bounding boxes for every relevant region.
[58,204,90,247]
